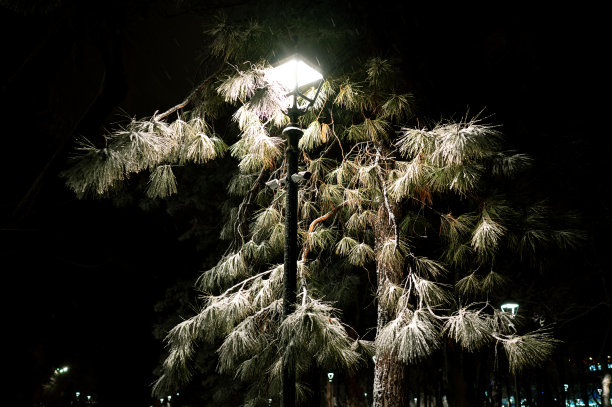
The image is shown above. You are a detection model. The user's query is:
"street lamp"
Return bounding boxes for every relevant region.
[501,299,520,407]
[500,300,519,317]
[269,54,324,122]
[268,54,323,407]
[327,372,335,407]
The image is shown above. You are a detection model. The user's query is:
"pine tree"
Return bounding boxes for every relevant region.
[61,9,583,407]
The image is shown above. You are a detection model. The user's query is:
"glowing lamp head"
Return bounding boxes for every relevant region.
[327,372,334,382]
[270,58,323,90]
[268,54,323,115]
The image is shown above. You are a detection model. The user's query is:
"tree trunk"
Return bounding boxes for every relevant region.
[373,205,410,407]
[446,349,468,407]
[372,331,409,407]
[346,374,365,407]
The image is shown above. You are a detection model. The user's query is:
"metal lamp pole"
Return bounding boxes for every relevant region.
[281,108,301,407]
[271,55,323,407]
[501,300,520,407]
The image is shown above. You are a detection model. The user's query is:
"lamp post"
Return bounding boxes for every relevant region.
[269,54,323,407]
[501,300,520,407]
[500,301,519,317]
[327,372,335,407]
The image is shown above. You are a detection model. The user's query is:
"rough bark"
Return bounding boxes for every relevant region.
[372,205,409,407]
[372,326,409,407]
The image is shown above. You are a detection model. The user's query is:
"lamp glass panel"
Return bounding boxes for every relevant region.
[270,58,323,90]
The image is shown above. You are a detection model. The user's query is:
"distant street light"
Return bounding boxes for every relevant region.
[501,299,520,407]
[268,53,323,407]
[327,372,335,407]
[500,300,519,317]
[55,366,69,374]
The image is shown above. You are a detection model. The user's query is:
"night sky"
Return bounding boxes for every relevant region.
[1,1,608,406]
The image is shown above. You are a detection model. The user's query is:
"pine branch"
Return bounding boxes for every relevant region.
[455,272,481,298]
[219,268,276,298]
[301,202,346,263]
[146,164,178,198]
[377,308,442,364]
[444,307,492,352]
[496,329,562,373]
[279,297,362,372]
[233,168,266,249]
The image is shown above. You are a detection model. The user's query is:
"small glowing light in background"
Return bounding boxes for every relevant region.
[327,372,335,382]
[55,366,69,374]
[500,302,519,316]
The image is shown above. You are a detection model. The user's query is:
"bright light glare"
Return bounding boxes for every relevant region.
[270,59,323,90]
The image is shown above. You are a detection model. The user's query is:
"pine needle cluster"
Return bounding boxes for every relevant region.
[61,116,228,199]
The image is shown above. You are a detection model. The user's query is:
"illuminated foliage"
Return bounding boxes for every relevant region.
[62,12,583,407]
